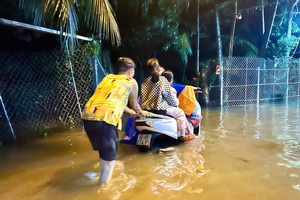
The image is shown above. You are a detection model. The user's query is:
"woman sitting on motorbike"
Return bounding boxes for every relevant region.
[140,58,193,143]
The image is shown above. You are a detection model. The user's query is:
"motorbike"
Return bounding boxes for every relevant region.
[119,83,202,151]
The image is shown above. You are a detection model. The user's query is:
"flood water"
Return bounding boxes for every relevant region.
[0,100,300,200]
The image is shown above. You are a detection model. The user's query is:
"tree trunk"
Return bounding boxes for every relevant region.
[261,0,265,34]
[215,8,223,107]
[215,9,223,66]
[287,0,299,38]
[228,0,237,57]
[182,63,187,82]
[258,0,279,57]
[197,1,200,75]
[286,0,299,57]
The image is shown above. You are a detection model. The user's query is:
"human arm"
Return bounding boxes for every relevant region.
[161,77,179,107]
[124,106,136,116]
[192,86,202,93]
[170,87,180,106]
[129,80,148,117]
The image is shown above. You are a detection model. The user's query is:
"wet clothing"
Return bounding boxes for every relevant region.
[166,87,186,130]
[83,120,118,161]
[140,76,178,111]
[166,107,186,130]
[82,74,134,130]
[82,74,134,161]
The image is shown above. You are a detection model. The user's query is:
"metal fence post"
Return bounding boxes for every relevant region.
[245,58,248,105]
[286,62,289,104]
[257,65,260,105]
[298,59,300,107]
[263,59,266,101]
[97,59,107,76]
[220,61,224,108]
[66,45,83,119]
[273,60,277,100]
[0,94,16,140]
[94,59,99,87]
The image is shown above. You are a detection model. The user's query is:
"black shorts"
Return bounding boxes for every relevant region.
[83,120,119,161]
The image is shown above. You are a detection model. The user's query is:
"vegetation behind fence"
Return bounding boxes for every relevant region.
[0,46,104,143]
[1,53,300,143]
[208,57,300,107]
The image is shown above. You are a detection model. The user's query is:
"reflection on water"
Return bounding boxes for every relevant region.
[0,99,299,200]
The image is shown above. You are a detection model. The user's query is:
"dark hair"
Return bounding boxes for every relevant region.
[161,70,173,83]
[116,57,136,73]
[145,58,159,83]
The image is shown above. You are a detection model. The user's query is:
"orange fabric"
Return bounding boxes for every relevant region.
[177,86,197,115]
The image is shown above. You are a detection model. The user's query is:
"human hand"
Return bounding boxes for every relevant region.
[129,109,137,117]
[193,87,202,93]
[135,110,149,118]
[140,111,149,117]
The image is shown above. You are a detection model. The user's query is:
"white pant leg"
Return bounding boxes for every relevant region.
[99,158,115,184]
[166,107,186,130]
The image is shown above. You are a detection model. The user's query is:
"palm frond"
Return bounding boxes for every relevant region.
[45,0,78,51]
[82,0,121,47]
[141,0,153,16]
[173,33,193,64]
[235,39,258,55]
[223,35,258,56]
[18,0,121,50]
[19,0,44,25]
[18,0,79,51]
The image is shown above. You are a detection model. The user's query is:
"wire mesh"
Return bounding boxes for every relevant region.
[0,45,105,142]
[221,57,300,107]
[1,50,299,142]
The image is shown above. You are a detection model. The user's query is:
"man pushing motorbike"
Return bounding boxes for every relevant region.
[82,57,148,184]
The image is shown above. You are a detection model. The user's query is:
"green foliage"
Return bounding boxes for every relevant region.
[234,39,258,56]
[84,39,101,59]
[265,2,300,58]
[192,59,218,87]
[222,35,258,57]
[173,33,193,64]
[266,35,298,58]
[266,33,299,58]
[39,124,50,137]
[184,76,200,87]
[15,0,121,51]
[120,0,184,50]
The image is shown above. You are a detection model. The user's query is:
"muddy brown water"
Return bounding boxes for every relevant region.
[0,101,299,200]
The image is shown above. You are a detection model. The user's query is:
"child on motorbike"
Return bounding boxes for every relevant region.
[161,70,195,143]
[140,58,194,143]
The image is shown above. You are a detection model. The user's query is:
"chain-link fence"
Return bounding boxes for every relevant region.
[0,44,106,143]
[209,57,300,107]
[2,48,299,142]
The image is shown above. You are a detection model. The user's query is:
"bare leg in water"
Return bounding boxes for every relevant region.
[99,159,115,184]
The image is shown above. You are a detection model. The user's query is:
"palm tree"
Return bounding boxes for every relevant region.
[287,0,299,38]
[173,33,193,81]
[17,0,121,51]
[286,0,299,57]
[197,0,200,75]
[215,7,223,67]
[258,0,279,57]
[228,0,237,57]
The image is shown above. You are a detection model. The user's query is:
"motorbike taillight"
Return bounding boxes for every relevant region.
[134,121,151,127]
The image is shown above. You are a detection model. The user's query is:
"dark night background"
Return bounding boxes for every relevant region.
[0,0,299,84]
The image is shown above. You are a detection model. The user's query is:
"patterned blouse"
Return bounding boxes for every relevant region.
[140,76,178,110]
[82,74,134,130]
